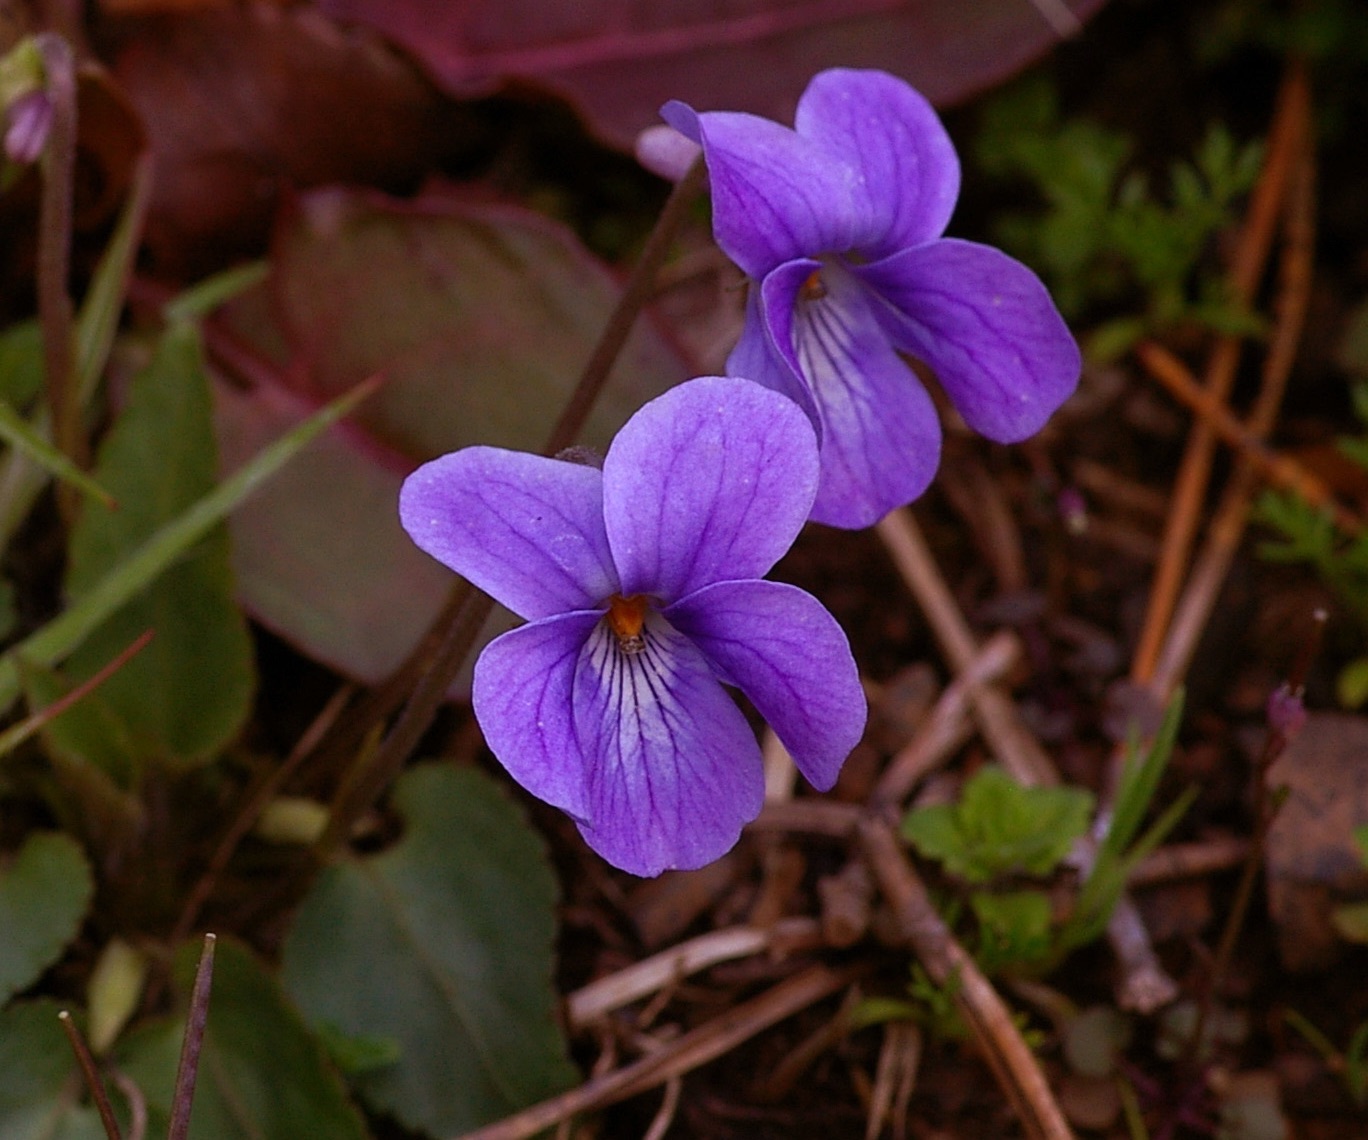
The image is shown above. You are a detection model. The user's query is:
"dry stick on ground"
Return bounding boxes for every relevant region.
[1127,63,1309,685]
[875,509,1056,787]
[858,816,1075,1140]
[874,628,1022,805]
[1088,68,1316,1017]
[875,506,1179,1010]
[1149,117,1317,698]
[565,917,821,1029]
[1137,341,1364,535]
[454,964,853,1140]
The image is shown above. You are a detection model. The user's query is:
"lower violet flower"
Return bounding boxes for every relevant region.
[399,377,866,876]
[661,68,1082,529]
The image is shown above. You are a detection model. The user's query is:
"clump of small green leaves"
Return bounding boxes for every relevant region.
[902,765,1093,884]
[974,76,1264,360]
[1254,352,1368,704]
[898,692,1191,978]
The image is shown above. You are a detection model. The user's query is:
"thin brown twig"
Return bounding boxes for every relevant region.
[1137,340,1361,534]
[166,934,216,1140]
[58,1011,122,1140]
[874,508,1056,786]
[315,159,708,856]
[874,629,1021,806]
[454,964,853,1140]
[857,816,1074,1140]
[167,683,354,951]
[565,917,820,1030]
[34,34,82,481]
[1128,62,1309,684]
[1150,88,1316,698]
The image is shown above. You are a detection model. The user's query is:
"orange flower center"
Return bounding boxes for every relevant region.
[606,593,649,651]
[800,268,827,300]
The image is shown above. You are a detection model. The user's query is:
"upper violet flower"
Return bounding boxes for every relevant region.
[399,377,866,877]
[661,68,1082,529]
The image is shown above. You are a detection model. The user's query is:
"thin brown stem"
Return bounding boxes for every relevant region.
[455,963,851,1140]
[857,816,1074,1140]
[34,34,82,482]
[58,1011,122,1140]
[315,159,706,855]
[1128,62,1308,683]
[166,934,216,1140]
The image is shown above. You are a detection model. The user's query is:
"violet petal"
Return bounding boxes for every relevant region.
[603,376,818,601]
[726,263,823,434]
[759,261,942,528]
[399,447,619,621]
[472,611,603,820]
[573,615,764,876]
[857,238,1081,442]
[794,68,960,256]
[660,100,862,278]
[667,579,866,791]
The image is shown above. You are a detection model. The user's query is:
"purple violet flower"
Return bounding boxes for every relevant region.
[399,377,867,876]
[662,68,1082,528]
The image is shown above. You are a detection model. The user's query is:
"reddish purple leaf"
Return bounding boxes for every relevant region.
[316,0,1107,149]
[214,187,688,684]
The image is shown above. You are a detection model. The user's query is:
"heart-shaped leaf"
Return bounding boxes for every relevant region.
[0,833,94,1005]
[0,1001,107,1140]
[117,938,368,1140]
[63,321,255,767]
[280,763,575,1136]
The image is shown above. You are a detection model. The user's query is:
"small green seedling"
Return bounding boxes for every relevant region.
[902,764,1093,884]
[975,75,1263,359]
[899,692,1192,976]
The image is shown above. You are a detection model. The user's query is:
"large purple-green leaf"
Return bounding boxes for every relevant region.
[216,188,688,683]
[318,0,1108,149]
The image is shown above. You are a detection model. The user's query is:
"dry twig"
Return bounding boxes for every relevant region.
[456,964,853,1140]
[857,816,1074,1140]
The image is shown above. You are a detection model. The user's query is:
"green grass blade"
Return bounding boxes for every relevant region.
[0,398,115,508]
[76,156,152,402]
[0,376,380,716]
[163,261,269,324]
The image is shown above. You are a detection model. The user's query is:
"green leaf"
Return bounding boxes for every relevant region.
[1333,900,1368,944]
[901,766,1094,883]
[970,889,1053,973]
[0,1001,109,1140]
[62,320,255,765]
[1353,824,1368,866]
[163,261,269,324]
[0,368,377,719]
[281,764,575,1136]
[0,399,116,508]
[17,659,143,784]
[117,938,368,1140]
[0,166,150,547]
[0,832,94,1004]
[1338,658,1368,709]
[0,320,43,409]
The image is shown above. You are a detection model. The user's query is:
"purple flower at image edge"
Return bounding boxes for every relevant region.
[662,68,1082,529]
[398,377,867,877]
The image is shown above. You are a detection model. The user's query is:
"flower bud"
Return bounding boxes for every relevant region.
[4,89,52,165]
